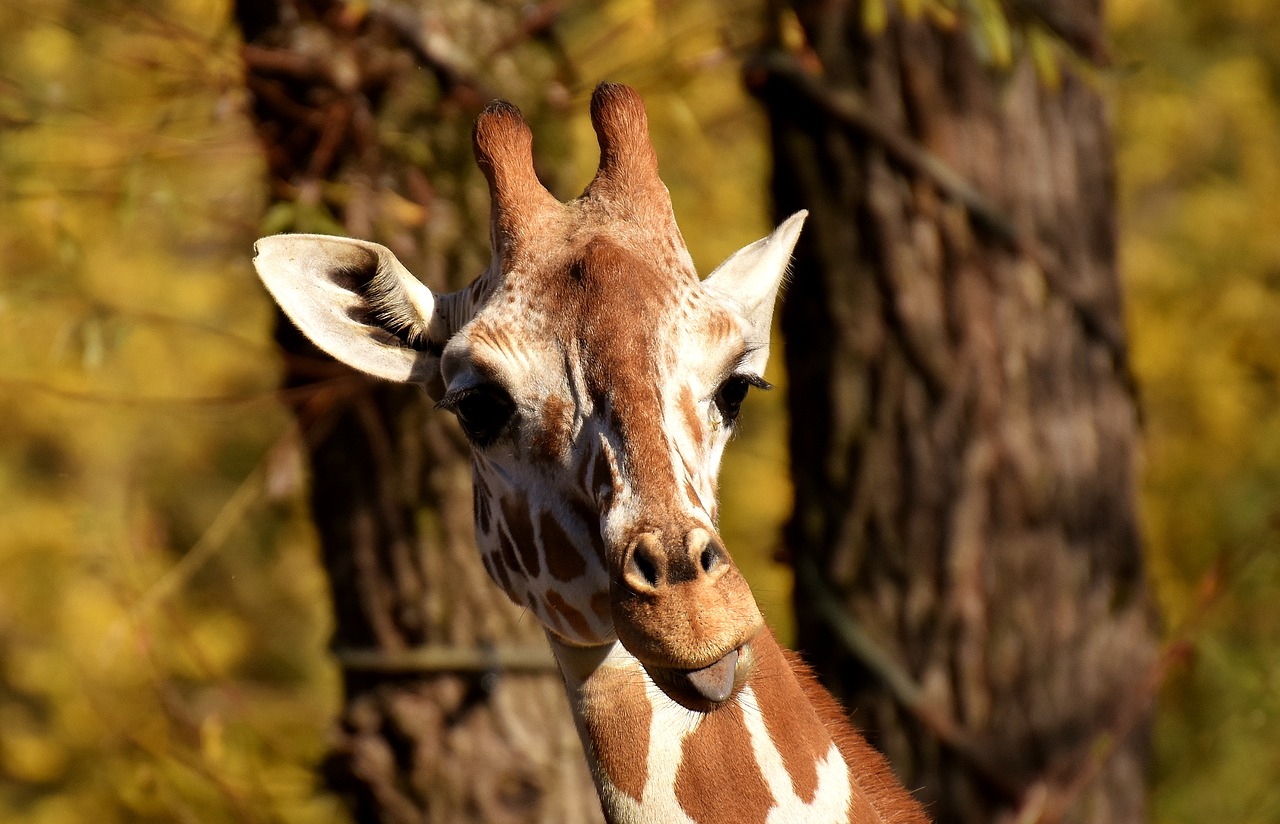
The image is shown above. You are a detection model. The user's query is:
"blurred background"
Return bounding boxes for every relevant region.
[0,0,1277,822]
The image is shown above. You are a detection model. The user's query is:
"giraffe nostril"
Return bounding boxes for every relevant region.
[698,538,727,577]
[633,552,659,588]
[622,534,664,592]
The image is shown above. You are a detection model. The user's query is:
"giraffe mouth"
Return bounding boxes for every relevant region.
[646,647,744,708]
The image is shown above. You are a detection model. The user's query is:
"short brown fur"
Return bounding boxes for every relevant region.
[581,664,652,804]
[751,631,831,803]
[781,646,930,824]
[540,509,588,582]
[501,496,541,577]
[674,700,774,823]
[472,101,560,260]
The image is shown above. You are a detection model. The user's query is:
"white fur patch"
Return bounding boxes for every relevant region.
[562,647,854,824]
[738,685,852,823]
[593,655,703,824]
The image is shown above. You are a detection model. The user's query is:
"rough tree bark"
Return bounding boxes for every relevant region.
[234,3,600,822]
[755,3,1157,823]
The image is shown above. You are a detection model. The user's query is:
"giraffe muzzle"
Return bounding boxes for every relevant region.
[611,528,763,702]
[642,644,750,708]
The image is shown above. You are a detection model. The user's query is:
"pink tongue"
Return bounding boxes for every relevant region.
[682,649,739,703]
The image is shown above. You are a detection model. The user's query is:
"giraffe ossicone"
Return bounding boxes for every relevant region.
[253,82,928,824]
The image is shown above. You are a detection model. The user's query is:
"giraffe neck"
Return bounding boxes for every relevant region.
[548,628,926,824]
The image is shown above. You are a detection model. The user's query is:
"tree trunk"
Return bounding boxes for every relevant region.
[755,4,1157,823]
[234,3,600,822]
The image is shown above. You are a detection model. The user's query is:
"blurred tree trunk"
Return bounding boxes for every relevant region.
[234,3,601,823]
[755,4,1157,823]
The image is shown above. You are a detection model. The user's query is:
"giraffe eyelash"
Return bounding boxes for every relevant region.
[713,372,768,429]
[437,384,517,446]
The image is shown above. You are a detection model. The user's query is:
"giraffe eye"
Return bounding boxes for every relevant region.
[714,375,767,424]
[440,386,515,446]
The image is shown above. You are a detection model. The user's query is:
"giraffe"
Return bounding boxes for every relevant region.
[252,83,929,824]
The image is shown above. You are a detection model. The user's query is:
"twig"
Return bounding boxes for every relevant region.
[1000,0,1109,66]
[748,51,1023,250]
[240,44,332,82]
[749,51,1134,385]
[334,643,559,674]
[366,6,493,107]
[796,558,1028,800]
[0,372,360,408]
[107,451,269,646]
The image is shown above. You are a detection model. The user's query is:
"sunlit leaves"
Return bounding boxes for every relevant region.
[0,0,342,822]
[6,0,1275,821]
[1115,1,1280,820]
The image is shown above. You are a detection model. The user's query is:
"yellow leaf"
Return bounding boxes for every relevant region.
[1028,27,1061,90]
[977,0,1013,68]
[0,726,67,784]
[863,0,889,35]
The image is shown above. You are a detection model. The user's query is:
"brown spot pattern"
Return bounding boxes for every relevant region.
[751,632,831,804]
[581,664,651,804]
[674,700,773,823]
[501,496,541,577]
[777,634,930,823]
[706,307,738,347]
[473,483,491,534]
[540,598,568,635]
[473,469,491,499]
[590,592,613,626]
[450,84,926,824]
[497,522,523,581]
[545,590,593,638]
[568,496,608,564]
[683,481,702,514]
[540,510,587,582]
[535,394,572,460]
[488,549,519,602]
[678,385,704,445]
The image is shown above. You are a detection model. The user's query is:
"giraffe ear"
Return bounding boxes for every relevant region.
[253,234,438,384]
[702,210,807,350]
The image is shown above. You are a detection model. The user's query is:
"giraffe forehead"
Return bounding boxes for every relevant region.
[469,237,744,400]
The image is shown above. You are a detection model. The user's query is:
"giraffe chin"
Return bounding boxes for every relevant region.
[644,646,748,711]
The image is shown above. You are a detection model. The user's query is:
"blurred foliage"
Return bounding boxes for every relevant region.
[0,0,345,821]
[1,0,1278,821]
[0,0,787,821]
[1112,0,1280,821]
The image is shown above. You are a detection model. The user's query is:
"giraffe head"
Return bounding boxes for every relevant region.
[253,84,805,707]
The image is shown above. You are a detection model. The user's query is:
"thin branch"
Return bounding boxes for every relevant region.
[110,452,268,641]
[749,51,1134,383]
[795,558,1028,801]
[365,6,493,107]
[333,643,559,674]
[240,44,334,83]
[748,51,1023,250]
[0,373,358,408]
[1000,0,1109,66]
